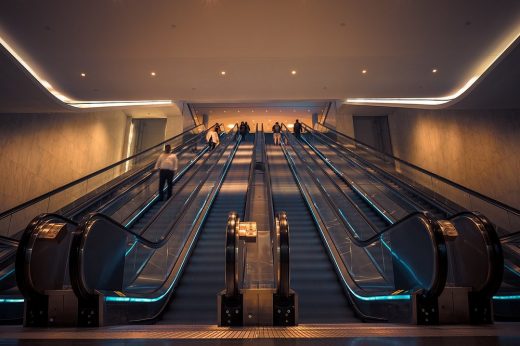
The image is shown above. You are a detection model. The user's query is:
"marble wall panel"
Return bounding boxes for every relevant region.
[0,111,127,214]
[387,108,520,210]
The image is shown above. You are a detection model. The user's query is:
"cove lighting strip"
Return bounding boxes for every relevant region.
[346,29,520,107]
[0,35,172,109]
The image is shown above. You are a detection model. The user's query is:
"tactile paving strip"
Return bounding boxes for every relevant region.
[1,324,520,340]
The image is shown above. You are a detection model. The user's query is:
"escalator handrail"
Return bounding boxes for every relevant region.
[284,123,442,244]
[301,127,430,216]
[115,123,226,222]
[264,127,282,291]
[297,131,393,230]
[225,212,239,297]
[303,125,502,299]
[243,123,259,220]
[115,145,211,228]
[15,213,78,299]
[262,124,276,242]
[0,235,19,247]
[450,211,503,298]
[138,128,242,322]
[77,127,238,251]
[281,127,447,298]
[277,211,290,298]
[135,134,222,235]
[0,124,205,219]
[283,124,387,240]
[71,124,240,298]
[309,122,520,218]
[281,132,433,322]
[305,125,456,216]
[500,229,520,241]
[65,129,208,219]
[0,139,208,294]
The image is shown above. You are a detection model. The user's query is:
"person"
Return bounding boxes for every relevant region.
[293,119,302,139]
[206,126,220,150]
[272,122,281,145]
[244,121,251,141]
[154,144,178,201]
[214,123,221,134]
[239,121,247,140]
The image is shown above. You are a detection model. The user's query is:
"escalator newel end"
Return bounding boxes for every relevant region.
[218,211,243,326]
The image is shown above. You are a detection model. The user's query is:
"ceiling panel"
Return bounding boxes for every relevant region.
[0,0,519,106]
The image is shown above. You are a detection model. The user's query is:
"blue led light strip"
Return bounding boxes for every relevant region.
[302,136,394,224]
[0,298,24,303]
[0,268,15,282]
[123,146,210,256]
[492,295,520,300]
[105,136,242,303]
[281,141,410,302]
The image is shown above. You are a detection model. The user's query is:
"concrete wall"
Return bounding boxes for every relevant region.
[328,104,520,210]
[165,113,184,139]
[387,108,520,210]
[132,118,167,154]
[0,110,128,213]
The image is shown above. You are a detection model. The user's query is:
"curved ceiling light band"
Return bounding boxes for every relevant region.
[0,35,172,109]
[345,29,520,108]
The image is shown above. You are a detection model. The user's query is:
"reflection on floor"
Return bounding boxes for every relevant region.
[1,323,520,345]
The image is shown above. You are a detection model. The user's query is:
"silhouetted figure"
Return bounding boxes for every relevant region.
[244,122,251,141]
[154,144,178,201]
[239,121,247,140]
[293,119,302,139]
[272,122,281,145]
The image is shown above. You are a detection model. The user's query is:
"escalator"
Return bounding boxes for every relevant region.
[308,123,505,321]
[302,123,451,220]
[1,125,209,323]
[266,134,356,323]
[16,127,242,326]
[276,125,456,323]
[10,119,506,326]
[159,137,254,323]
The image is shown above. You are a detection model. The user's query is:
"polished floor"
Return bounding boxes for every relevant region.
[1,323,520,345]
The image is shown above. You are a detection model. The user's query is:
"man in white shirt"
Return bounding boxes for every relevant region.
[154,144,178,201]
[205,126,220,151]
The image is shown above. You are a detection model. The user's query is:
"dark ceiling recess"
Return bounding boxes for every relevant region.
[0,1,518,112]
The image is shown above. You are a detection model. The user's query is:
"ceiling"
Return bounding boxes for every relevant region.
[192,101,328,117]
[0,0,519,113]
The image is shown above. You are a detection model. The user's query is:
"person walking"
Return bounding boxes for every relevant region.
[239,121,247,140]
[206,126,220,150]
[272,122,282,145]
[244,121,251,141]
[293,119,302,139]
[154,144,178,201]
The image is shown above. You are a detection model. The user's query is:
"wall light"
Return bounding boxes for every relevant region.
[80,73,86,77]
[150,72,156,77]
[362,69,367,74]
[221,71,226,75]
[432,69,438,73]
[0,34,173,108]
[291,70,297,75]
[346,28,520,107]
